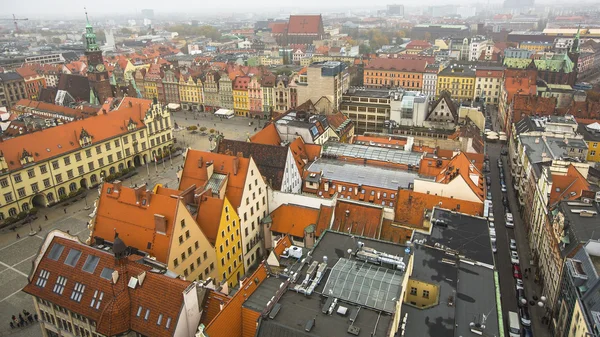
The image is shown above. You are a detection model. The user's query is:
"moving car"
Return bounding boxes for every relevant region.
[511,251,520,265]
[513,265,522,279]
[510,239,518,251]
[501,184,507,192]
[506,213,514,228]
[492,241,497,253]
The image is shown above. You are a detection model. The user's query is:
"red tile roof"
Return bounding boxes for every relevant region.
[12,99,98,119]
[394,189,483,228]
[549,165,590,207]
[315,205,334,236]
[434,152,485,201]
[287,15,323,34]
[331,201,384,239]
[406,40,432,49]
[365,57,429,72]
[249,123,282,146]
[269,22,288,34]
[92,183,180,263]
[270,204,320,237]
[0,97,151,171]
[23,232,191,337]
[196,195,225,245]
[204,264,270,337]
[178,150,251,209]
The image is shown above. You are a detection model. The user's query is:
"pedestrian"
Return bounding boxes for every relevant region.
[27,314,33,323]
[67,230,70,235]
[38,225,42,232]
[44,215,48,221]
[10,321,14,329]
[63,208,67,214]
[16,233,20,239]
[18,314,24,326]
[34,314,38,322]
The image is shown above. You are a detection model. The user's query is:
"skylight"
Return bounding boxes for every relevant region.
[165,317,172,329]
[64,249,82,267]
[48,244,65,261]
[90,290,104,310]
[100,267,114,280]
[82,255,100,273]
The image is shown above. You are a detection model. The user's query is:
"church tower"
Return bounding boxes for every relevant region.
[568,27,581,83]
[84,9,112,105]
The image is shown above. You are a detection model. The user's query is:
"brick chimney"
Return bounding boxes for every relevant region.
[154,214,167,234]
[113,180,122,193]
[198,156,203,168]
[145,190,152,205]
[233,157,239,176]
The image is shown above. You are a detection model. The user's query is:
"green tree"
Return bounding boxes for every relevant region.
[165,24,221,41]
[120,27,133,34]
[51,37,61,44]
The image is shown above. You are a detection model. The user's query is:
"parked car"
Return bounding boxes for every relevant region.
[503,196,509,206]
[501,184,507,192]
[510,239,518,251]
[506,213,514,222]
[489,228,497,239]
[516,288,527,307]
[516,279,524,291]
[492,241,497,253]
[511,251,520,265]
[487,191,492,200]
[489,222,495,229]
[506,213,515,228]
[486,176,492,186]
[519,307,531,327]
[513,265,522,279]
[521,326,533,337]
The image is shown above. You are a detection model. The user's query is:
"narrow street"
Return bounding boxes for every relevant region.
[487,107,551,337]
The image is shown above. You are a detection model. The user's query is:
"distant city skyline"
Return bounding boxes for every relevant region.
[1,0,587,21]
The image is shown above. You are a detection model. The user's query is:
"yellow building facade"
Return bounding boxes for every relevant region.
[0,98,173,222]
[584,139,600,163]
[178,75,204,111]
[232,77,250,116]
[214,197,245,288]
[436,65,476,100]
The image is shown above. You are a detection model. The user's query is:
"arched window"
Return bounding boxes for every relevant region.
[69,183,77,192]
[22,203,30,211]
[58,187,66,197]
[90,174,97,184]
[8,208,17,217]
[47,193,54,202]
[109,167,116,175]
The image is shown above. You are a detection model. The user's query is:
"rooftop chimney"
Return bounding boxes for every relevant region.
[113,180,122,193]
[145,190,152,205]
[154,214,167,234]
[233,157,239,176]
[198,156,203,168]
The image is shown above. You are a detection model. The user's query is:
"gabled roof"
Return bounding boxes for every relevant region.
[549,165,591,207]
[178,150,251,209]
[204,264,270,337]
[0,97,150,171]
[92,183,179,263]
[269,204,320,237]
[249,123,282,146]
[326,112,352,133]
[330,201,384,239]
[217,139,288,190]
[196,195,225,245]
[394,189,483,229]
[57,73,91,102]
[426,91,458,122]
[269,22,288,34]
[23,232,190,337]
[365,57,429,72]
[287,15,323,34]
[434,152,484,201]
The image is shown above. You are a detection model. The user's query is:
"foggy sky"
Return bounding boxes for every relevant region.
[1,0,578,20]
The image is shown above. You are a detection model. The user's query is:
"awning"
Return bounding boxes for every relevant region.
[167,103,180,110]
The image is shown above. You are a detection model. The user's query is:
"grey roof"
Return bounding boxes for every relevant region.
[343,88,396,99]
[515,116,545,135]
[578,123,600,142]
[413,208,494,266]
[566,242,600,330]
[322,142,422,167]
[307,158,419,190]
[557,201,600,258]
[403,243,499,337]
[402,245,456,337]
[455,262,499,337]
[206,173,227,192]
[244,277,284,312]
[257,231,408,337]
[519,135,588,164]
[0,72,24,82]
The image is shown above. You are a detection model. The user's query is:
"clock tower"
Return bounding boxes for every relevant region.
[84,9,113,105]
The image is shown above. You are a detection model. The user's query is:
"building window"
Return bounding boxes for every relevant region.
[70,282,85,302]
[17,188,25,198]
[181,219,186,228]
[64,157,71,166]
[423,290,430,299]
[52,161,59,170]
[95,146,102,155]
[53,276,67,295]
[36,269,50,287]
[43,178,51,188]
[0,178,8,188]
[75,153,82,161]
[4,192,13,203]
[27,169,35,178]
[31,183,39,193]
[90,291,103,309]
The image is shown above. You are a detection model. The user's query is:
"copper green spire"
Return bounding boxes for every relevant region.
[84,7,99,52]
[571,26,581,53]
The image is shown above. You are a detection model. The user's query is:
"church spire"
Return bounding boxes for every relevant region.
[84,8,99,52]
[571,26,581,54]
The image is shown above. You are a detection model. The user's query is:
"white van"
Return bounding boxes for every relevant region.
[507,311,520,337]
